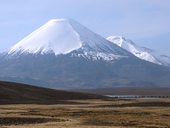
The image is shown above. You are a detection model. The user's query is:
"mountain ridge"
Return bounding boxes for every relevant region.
[107,36,170,67]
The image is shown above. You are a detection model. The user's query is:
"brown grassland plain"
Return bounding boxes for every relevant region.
[0,98,170,128]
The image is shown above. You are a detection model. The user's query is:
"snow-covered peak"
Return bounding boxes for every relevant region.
[107,36,138,50]
[8,19,130,61]
[8,19,82,55]
[107,36,170,66]
[107,36,126,47]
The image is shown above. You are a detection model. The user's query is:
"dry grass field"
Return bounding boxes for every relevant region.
[0,81,170,127]
[0,98,170,128]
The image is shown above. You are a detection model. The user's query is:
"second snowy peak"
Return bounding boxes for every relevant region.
[107,36,170,67]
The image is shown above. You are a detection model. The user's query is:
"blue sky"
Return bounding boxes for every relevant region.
[0,0,170,55]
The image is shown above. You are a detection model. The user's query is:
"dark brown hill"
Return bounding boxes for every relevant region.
[0,81,105,104]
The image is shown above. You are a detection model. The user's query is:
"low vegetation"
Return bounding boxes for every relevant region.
[0,98,170,128]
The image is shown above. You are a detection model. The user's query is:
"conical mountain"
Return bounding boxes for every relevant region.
[0,19,170,89]
[8,19,130,61]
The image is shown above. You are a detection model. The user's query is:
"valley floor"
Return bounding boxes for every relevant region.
[0,98,170,128]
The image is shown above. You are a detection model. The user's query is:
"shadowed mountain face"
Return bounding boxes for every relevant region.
[0,81,105,104]
[0,53,170,89]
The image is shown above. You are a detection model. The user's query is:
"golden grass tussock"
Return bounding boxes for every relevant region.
[0,99,170,128]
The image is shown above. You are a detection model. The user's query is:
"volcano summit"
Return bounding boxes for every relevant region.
[8,19,130,61]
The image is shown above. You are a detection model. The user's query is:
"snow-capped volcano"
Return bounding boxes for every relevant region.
[1,19,170,89]
[8,19,82,55]
[8,19,129,61]
[107,36,170,67]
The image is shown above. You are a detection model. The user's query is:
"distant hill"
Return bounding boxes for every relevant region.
[0,81,105,104]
